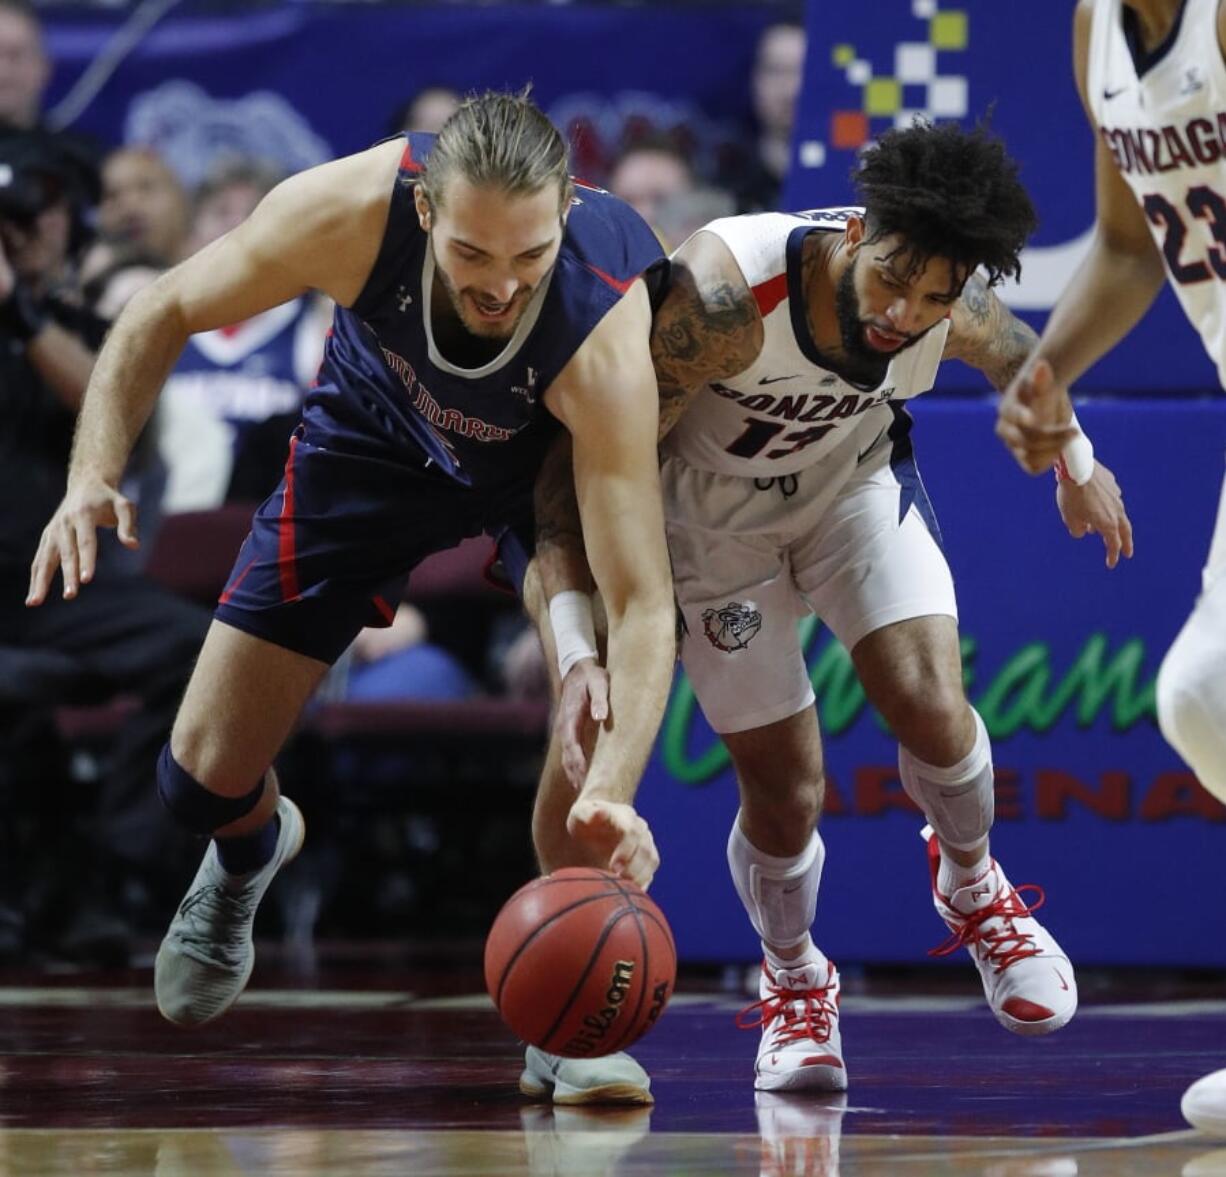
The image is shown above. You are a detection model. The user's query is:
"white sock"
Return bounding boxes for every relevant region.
[937,850,991,897]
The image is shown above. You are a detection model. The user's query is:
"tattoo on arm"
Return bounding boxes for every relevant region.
[533,432,592,597]
[652,263,761,440]
[946,272,1039,391]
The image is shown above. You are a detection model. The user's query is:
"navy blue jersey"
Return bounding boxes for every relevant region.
[313,132,666,491]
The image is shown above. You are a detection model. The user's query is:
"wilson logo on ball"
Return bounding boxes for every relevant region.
[563,959,636,1055]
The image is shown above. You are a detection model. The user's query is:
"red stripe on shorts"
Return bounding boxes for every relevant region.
[278,434,301,602]
[218,554,256,606]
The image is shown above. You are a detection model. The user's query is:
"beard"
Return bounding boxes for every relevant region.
[832,258,931,388]
[434,249,535,342]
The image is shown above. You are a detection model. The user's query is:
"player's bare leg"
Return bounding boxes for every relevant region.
[853,615,1077,1036]
[723,710,846,1092]
[518,560,652,1105]
[154,621,328,1026]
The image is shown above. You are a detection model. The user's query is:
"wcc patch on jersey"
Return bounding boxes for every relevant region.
[701,600,763,652]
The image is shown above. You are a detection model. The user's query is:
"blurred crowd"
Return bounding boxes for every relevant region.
[0,0,806,965]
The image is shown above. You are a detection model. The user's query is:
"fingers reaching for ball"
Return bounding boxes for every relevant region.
[566,797,660,891]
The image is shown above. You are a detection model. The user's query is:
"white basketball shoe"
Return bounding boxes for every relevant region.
[1183,1068,1226,1138]
[737,955,847,1092]
[924,829,1077,1036]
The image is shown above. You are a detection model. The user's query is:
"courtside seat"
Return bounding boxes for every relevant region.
[0,646,105,706]
[307,697,549,741]
[404,535,507,602]
[142,502,259,607]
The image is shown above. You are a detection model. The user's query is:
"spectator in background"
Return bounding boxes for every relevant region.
[386,85,462,135]
[343,603,476,702]
[78,241,164,321]
[735,19,806,212]
[183,157,281,257]
[654,185,736,252]
[0,127,208,962]
[0,0,48,130]
[98,146,191,266]
[158,158,329,512]
[607,137,695,242]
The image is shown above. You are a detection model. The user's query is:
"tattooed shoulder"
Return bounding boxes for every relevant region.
[652,242,762,436]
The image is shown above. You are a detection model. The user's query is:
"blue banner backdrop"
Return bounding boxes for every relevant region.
[637,398,1226,967]
[785,0,1220,394]
[41,3,774,190]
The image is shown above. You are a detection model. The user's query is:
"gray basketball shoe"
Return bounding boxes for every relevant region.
[520,1045,653,1105]
[155,796,305,1026]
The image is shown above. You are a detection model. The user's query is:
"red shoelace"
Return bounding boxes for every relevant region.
[735,970,839,1047]
[929,882,1047,973]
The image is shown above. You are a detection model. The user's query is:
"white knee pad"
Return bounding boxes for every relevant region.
[899,708,994,851]
[1157,591,1226,804]
[727,816,825,950]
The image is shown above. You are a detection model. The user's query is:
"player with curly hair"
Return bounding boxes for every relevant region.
[534,120,1133,1099]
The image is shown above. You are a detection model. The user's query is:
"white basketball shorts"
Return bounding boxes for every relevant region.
[663,407,957,735]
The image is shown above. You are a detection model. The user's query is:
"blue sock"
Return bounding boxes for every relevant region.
[215,813,281,875]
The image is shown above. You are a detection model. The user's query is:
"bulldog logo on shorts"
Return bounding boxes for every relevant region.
[701,602,762,652]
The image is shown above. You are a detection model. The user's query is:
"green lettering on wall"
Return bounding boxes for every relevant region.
[659,625,1157,784]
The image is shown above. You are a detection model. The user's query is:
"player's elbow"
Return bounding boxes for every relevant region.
[120,272,191,346]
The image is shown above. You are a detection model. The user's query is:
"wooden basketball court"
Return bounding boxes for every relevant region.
[0,954,1221,1176]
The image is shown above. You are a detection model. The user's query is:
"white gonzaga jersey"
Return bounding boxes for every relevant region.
[663,208,949,477]
[1088,0,1226,387]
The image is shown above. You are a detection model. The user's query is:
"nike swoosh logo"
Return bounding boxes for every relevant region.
[758,375,798,385]
[1102,86,1127,100]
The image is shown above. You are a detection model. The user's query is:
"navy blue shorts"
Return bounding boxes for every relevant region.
[214,402,536,665]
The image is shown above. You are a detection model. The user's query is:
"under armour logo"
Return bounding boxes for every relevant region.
[396,285,413,312]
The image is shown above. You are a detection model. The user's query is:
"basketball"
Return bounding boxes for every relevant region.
[484,868,677,1058]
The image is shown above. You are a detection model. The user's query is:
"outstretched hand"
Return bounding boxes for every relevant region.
[554,657,610,791]
[566,797,658,891]
[1057,459,1135,569]
[27,473,139,606]
[996,359,1079,474]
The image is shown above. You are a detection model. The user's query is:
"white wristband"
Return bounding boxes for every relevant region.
[548,590,598,679]
[1058,409,1095,486]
